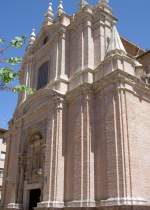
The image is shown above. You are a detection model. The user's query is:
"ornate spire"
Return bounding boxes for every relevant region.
[44,0,54,24]
[98,0,109,6]
[80,0,88,9]
[57,0,65,16]
[106,25,127,56]
[28,28,36,48]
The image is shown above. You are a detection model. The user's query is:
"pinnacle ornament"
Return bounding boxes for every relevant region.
[57,0,65,16]
[28,28,36,47]
[99,0,109,5]
[44,1,54,24]
[80,0,88,9]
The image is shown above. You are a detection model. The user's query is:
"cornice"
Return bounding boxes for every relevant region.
[66,69,150,103]
[16,88,64,115]
[15,69,150,120]
[66,83,93,104]
[69,6,93,31]
[94,69,150,100]
[69,68,94,82]
[103,52,136,66]
[93,6,117,24]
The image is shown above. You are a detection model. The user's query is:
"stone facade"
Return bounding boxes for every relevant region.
[2,1,150,210]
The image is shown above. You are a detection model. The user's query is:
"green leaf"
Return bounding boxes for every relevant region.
[0,67,18,83]
[10,35,26,48]
[0,38,5,43]
[13,85,34,94]
[5,57,22,65]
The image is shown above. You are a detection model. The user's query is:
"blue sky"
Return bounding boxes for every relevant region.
[0,0,150,129]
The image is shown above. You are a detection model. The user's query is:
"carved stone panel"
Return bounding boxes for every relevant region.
[24,132,45,184]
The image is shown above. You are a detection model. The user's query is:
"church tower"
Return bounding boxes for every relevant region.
[2,1,150,210]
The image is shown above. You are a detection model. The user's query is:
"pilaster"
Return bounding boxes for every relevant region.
[83,16,94,70]
[1,120,23,210]
[7,120,23,210]
[48,16,70,94]
[38,93,65,208]
[93,5,116,66]
[58,28,68,80]
[65,85,95,207]
[79,88,95,205]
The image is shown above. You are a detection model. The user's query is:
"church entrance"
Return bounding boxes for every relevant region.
[29,189,41,210]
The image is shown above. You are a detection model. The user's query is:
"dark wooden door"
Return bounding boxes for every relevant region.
[29,189,41,210]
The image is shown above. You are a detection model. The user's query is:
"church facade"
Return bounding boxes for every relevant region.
[2,0,150,210]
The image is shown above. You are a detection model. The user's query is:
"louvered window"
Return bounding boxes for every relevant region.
[37,62,49,90]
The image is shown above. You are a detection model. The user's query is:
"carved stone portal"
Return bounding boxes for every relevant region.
[24,132,45,184]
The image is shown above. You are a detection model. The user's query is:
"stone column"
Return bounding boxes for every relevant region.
[18,58,32,105]
[24,59,33,101]
[80,88,95,205]
[98,18,105,62]
[93,18,104,67]
[78,24,84,71]
[54,36,59,80]
[58,28,68,80]
[38,93,65,208]
[6,119,23,210]
[93,12,112,66]
[83,15,94,70]
[66,86,95,207]
[17,70,25,105]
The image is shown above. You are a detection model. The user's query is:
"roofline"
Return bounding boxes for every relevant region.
[137,50,150,59]
[121,36,145,52]
[0,128,8,133]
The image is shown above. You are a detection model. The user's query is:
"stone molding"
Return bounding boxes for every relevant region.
[100,197,148,206]
[37,201,64,208]
[94,69,150,96]
[66,83,93,103]
[36,197,149,209]
[7,203,23,209]
[2,199,150,210]
[66,69,150,104]
[17,89,64,113]
[14,68,150,121]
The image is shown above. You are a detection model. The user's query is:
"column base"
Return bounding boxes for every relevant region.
[36,206,150,210]
[7,203,23,210]
[36,198,150,210]
[37,201,64,208]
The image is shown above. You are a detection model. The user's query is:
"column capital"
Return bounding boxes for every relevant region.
[52,94,65,111]
[59,27,66,39]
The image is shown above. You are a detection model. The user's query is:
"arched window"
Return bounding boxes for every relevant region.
[37,62,49,90]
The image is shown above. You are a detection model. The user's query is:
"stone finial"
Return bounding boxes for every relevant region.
[57,0,65,16]
[44,1,54,24]
[28,28,36,47]
[106,25,127,56]
[99,0,109,5]
[80,0,88,9]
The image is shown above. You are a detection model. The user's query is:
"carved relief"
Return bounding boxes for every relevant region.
[24,132,45,184]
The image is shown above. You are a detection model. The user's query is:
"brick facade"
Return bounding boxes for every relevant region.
[1,1,150,210]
